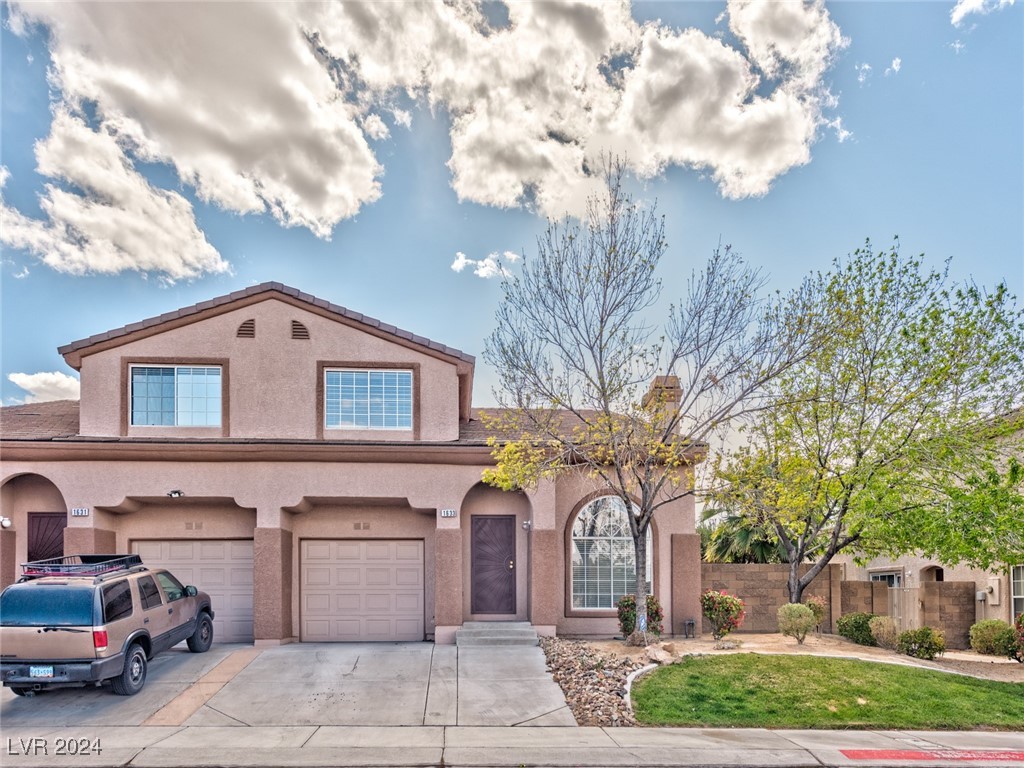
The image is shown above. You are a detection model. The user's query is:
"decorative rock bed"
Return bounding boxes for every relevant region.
[539,637,647,726]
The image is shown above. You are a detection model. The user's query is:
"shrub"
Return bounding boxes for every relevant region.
[777,603,816,644]
[897,626,946,660]
[1010,614,1024,664]
[837,612,877,646]
[803,595,827,627]
[700,590,746,640]
[868,616,899,650]
[969,619,1014,656]
[616,594,664,637]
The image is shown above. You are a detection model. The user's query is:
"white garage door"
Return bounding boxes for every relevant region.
[301,539,424,642]
[132,540,254,643]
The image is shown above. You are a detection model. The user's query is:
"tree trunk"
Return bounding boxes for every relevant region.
[787,559,805,604]
[626,528,650,646]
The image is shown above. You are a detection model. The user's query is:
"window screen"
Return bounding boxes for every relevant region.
[325,369,412,430]
[131,365,221,426]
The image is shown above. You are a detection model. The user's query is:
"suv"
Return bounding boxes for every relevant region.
[0,554,214,696]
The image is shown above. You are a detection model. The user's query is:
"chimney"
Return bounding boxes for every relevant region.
[642,375,683,410]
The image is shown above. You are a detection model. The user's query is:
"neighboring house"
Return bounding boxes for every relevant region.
[840,556,1022,626]
[0,283,702,645]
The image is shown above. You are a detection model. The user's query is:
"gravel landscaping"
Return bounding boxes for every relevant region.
[539,636,646,726]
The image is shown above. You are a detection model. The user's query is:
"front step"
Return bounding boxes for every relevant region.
[455,621,539,646]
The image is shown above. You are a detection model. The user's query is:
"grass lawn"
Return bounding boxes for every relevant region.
[631,654,1024,729]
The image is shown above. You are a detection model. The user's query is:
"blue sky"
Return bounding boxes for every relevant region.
[1,0,1021,408]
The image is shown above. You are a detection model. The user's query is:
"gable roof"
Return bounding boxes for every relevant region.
[58,282,475,370]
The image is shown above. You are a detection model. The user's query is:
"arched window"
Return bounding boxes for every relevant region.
[570,496,652,610]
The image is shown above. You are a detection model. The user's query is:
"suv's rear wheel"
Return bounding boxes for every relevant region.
[187,613,213,653]
[112,644,147,696]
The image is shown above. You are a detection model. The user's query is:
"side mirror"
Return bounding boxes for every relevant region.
[185,585,198,597]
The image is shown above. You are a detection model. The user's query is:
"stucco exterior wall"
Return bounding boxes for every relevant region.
[76,297,461,441]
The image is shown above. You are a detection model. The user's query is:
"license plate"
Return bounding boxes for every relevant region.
[29,666,54,678]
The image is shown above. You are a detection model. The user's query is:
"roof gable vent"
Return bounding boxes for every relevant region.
[291,320,310,340]
[237,319,256,338]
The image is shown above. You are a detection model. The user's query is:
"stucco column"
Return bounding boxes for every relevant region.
[528,528,560,633]
[434,525,463,644]
[0,530,16,589]
[65,526,116,556]
[253,527,293,645]
[671,533,702,637]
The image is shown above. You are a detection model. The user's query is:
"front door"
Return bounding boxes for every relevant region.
[27,512,66,562]
[471,515,516,614]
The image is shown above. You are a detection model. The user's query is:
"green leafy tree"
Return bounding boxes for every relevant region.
[711,241,1024,603]
[482,159,819,643]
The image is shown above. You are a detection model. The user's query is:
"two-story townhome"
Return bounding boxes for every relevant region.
[0,283,702,645]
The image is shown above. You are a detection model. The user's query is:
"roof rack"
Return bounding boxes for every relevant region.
[20,554,144,578]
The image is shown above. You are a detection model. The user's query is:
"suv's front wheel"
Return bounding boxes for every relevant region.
[112,644,147,695]
[187,613,213,653]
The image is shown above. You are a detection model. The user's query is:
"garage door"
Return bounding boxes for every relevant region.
[301,539,424,642]
[132,540,254,643]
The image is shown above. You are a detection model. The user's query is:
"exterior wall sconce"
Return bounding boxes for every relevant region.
[521,520,533,530]
[166,490,185,498]
[0,517,12,529]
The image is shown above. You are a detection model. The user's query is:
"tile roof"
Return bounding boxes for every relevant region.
[0,400,80,440]
[57,281,475,364]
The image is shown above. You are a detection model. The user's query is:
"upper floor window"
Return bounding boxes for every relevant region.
[570,496,651,610]
[325,369,412,430]
[130,365,222,427]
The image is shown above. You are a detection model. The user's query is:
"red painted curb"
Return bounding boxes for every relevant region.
[841,749,1024,762]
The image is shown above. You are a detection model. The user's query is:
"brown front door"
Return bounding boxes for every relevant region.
[27,512,67,561]
[471,515,516,614]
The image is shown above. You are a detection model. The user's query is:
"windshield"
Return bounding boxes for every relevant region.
[1,585,95,626]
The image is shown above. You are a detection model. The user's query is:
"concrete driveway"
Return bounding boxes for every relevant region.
[0,642,574,729]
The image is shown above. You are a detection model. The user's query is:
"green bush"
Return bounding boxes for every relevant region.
[777,603,817,644]
[803,595,827,626]
[837,612,877,646]
[969,619,1014,656]
[616,594,664,637]
[869,615,899,650]
[700,590,746,640]
[1010,614,1024,664]
[897,627,946,660]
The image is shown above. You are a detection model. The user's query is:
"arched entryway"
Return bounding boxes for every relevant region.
[0,473,69,587]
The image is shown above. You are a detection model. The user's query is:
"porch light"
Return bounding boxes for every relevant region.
[0,517,11,529]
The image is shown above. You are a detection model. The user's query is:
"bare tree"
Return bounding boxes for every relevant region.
[483,159,817,642]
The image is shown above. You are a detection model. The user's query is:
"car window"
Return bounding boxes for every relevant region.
[0,585,94,626]
[155,572,185,602]
[102,580,134,622]
[137,575,163,609]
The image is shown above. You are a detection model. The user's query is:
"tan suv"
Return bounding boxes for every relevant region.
[0,554,214,696]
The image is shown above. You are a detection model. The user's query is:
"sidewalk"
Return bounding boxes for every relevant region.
[3,724,1023,767]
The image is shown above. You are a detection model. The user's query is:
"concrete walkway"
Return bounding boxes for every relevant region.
[2,724,1022,767]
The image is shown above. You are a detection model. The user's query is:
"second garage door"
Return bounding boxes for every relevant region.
[132,539,254,643]
[301,539,424,642]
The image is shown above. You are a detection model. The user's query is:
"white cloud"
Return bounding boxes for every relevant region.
[8,371,81,403]
[450,250,514,279]
[7,0,848,243]
[0,112,228,282]
[951,0,1016,27]
[855,63,872,85]
[885,57,902,76]
[362,114,391,141]
[950,39,968,54]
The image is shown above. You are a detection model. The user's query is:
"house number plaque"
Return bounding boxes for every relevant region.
[439,509,457,518]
